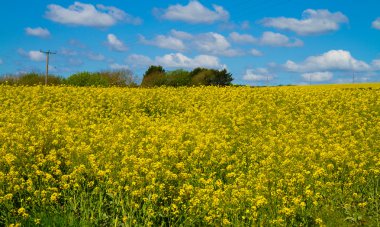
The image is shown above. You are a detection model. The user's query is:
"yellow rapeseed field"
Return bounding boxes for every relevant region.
[0,84,379,226]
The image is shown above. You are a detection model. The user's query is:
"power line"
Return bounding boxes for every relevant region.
[40,50,56,85]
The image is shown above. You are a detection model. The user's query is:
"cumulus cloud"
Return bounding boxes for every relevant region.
[229,31,302,47]
[372,18,380,30]
[59,48,77,56]
[25,27,51,38]
[372,59,380,69]
[259,31,303,47]
[156,0,229,24]
[193,32,242,56]
[250,49,263,56]
[110,63,129,70]
[28,51,46,62]
[139,35,186,51]
[284,50,371,72]
[229,32,257,44]
[243,68,274,81]
[106,34,128,52]
[170,29,194,40]
[219,20,250,30]
[96,4,142,25]
[126,54,154,68]
[45,2,141,27]
[156,53,222,68]
[125,53,222,69]
[86,52,105,61]
[260,9,348,35]
[301,71,333,82]
[140,31,241,56]
[67,58,84,66]
[18,49,45,62]
[68,39,86,48]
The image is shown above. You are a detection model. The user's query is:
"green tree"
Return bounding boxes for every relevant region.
[141,66,166,87]
[190,68,233,86]
[0,73,64,86]
[212,69,233,86]
[166,69,191,87]
[98,70,138,87]
[66,72,109,87]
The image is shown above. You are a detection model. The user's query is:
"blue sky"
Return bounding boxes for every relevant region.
[1,0,380,85]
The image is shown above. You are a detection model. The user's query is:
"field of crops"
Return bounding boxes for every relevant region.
[0,84,379,226]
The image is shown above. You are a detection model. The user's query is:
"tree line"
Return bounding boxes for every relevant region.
[141,66,233,87]
[0,66,233,87]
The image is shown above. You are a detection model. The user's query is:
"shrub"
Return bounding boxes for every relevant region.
[98,70,138,87]
[166,69,191,87]
[65,72,109,87]
[142,66,234,87]
[190,68,233,86]
[0,73,64,86]
[141,66,167,87]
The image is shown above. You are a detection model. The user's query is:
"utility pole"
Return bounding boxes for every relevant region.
[40,50,56,85]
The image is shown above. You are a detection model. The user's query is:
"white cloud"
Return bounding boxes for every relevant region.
[110,63,129,70]
[250,49,263,56]
[284,50,371,72]
[372,59,380,69]
[229,31,302,47]
[259,31,303,47]
[301,71,333,82]
[260,9,348,35]
[68,39,86,48]
[194,32,242,56]
[139,35,186,51]
[60,48,77,56]
[156,53,222,68]
[86,52,105,61]
[18,49,46,62]
[25,27,51,38]
[157,0,229,24]
[372,18,380,30]
[229,32,257,43]
[96,4,142,25]
[106,34,128,52]
[140,31,241,56]
[243,68,274,81]
[68,58,84,66]
[45,2,141,27]
[125,53,222,69]
[170,29,194,40]
[219,20,250,30]
[241,21,250,30]
[28,51,46,62]
[126,54,154,68]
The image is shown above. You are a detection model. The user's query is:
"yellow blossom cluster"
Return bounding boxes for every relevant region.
[0,84,379,226]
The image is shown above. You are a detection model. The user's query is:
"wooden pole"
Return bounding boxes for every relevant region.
[40,50,56,86]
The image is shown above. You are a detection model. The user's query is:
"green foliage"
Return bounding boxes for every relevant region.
[0,70,139,88]
[0,66,232,88]
[141,66,234,87]
[0,73,64,86]
[65,72,109,87]
[0,75,18,85]
[190,68,233,86]
[166,69,191,87]
[141,66,166,87]
[98,70,138,87]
